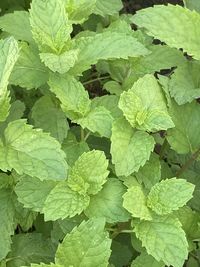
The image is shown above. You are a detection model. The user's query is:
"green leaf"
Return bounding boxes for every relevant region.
[40,49,79,74]
[134,214,188,267]
[132,45,186,76]
[55,218,111,267]
[147,178,195,215]
[0,37,19,122]
[111,118,155,177]
[70,31,150,75]
[0,100,25,136]
[123,185,152,220]
[29,264,63,267]
[184,0,200,12]
[94,0,123,16]
[10,43,49,89]
[119,74,174,132]
[65,0,96,24]
[68,150,109,195]
[135,153,161,190]
[85,178,130,223]
[15,176,56,212]
[167,101,200,154]
[131,252,165,267]
[62,132,89,167]
[133,4,200,60]
[30,0,72,53]
[7,233,55,267]
[75,106,114,138]
[43,182,90,221]
[48,74,91,120]
[0,189,15,260]
[169,61,200,105]
[0,119,68,180]
[31,96,69,143]
[0,11,33,43]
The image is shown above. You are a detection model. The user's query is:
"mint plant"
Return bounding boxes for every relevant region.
[0,0,200,266]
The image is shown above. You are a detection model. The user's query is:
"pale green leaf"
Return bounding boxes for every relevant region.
[94,0,123,16]
[0,11,33,43]
[0,189,15,261]
[132,44,186,76]
[40,49,79,74]
[123,185,152,220]
[70,31,150,75]
[68,150,109,195]
[0,119,68,180]
[55,218,111,267]
[134,214,188,267]
[167,101,200,154]
[48,74,91,120]
[29,264,62,267]
[119,74,174,132]
[0,37,19,122]
[43,182,90,221]
[133,4,200,60]
[65,0,96,24]
[31,96,69,143]
[75,106,114,138]
[7,233,55,267]
[147,178,195,215]
[85,178,130,223]
[15,176,56,212]
[135,153,161,190]
[111,118,155,177]
[131,252,165,267]
[169,61,200,104]
[30,0,72,52]
[10,43,48,89]
[91,95,122,119]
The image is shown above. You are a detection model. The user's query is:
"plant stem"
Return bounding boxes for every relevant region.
[176,148,200,177]
[84,131,91,141]
[83,75,110,86]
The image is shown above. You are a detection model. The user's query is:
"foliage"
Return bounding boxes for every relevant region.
[0,0,200,266]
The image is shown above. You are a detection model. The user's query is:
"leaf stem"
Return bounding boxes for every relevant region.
[80,128,84,141]
[176,148,200,177]
[83,75,110,86]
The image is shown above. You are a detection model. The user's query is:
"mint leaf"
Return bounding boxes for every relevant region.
[111,118,155,176]
[0,37,19,122]
[147,178,195,215]
[68,150,109,195]
[43,182,90,221]
[15,176,56,212]
[85,178,130,223]
[94,0,123,16]
[30,0,72,53]
[131,252,165,267]
[119,74,174,132]
[0,120,68,180]
[70,31,150,75]
[31,96,69,143]
[134,214,188,267]
[133,4,200,60]
[123,185,152,220]
[10,43,48,89]
[55,218,111,267]
[167,101,200,154]
[0,11,33,43]
[169,61,200,104]
[48,74,91,120]
[40,49,79,74]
